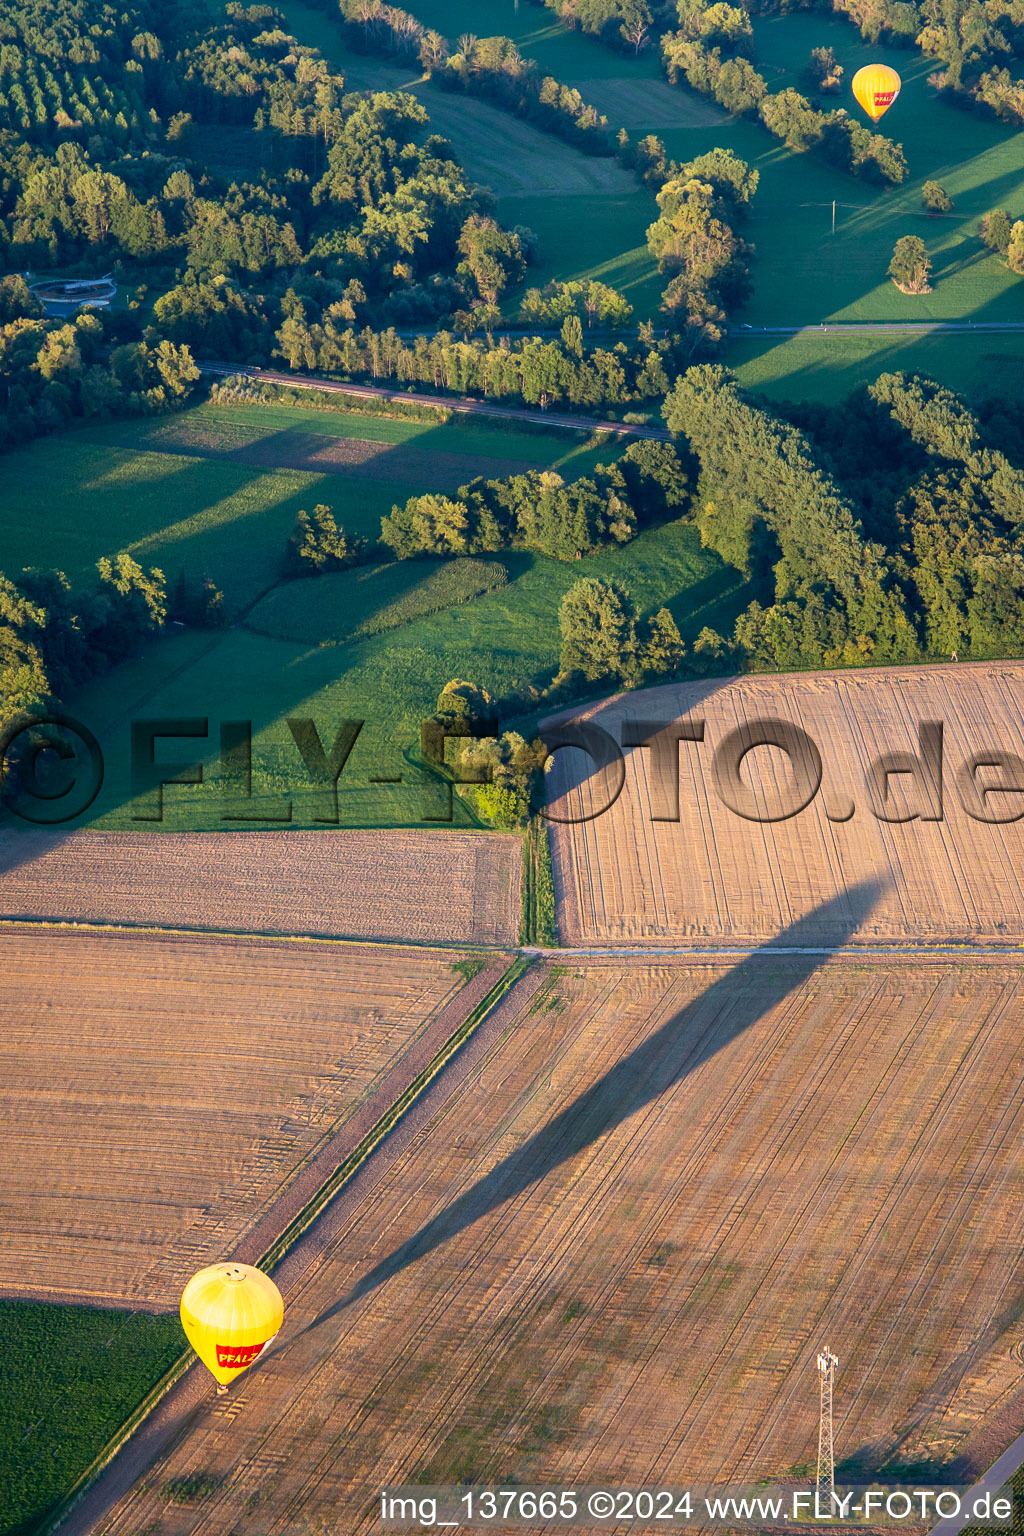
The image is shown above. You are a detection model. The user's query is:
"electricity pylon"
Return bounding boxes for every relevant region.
[816,1347,839,1495]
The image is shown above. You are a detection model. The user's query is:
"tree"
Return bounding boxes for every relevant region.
[802,46,843,93]
[922,180,953,213]
[620,11,651,53]
[981,208,1013,255]
[419,29,449,70]
[888,235,932,293]
[1007,221,1024,275]
[287,505,368,574]
[0,572,50,725]
[558,577,639,682]
[435,679,494,728]
[642,608,685,677]
[759,89,825,151]
[456,215,527,305]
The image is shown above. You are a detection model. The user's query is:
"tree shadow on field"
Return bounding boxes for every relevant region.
[291,878,885,1349]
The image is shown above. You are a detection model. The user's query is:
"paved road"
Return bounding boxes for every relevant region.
[200,362,673,439]
[928,1436,1021,1534]
[729,320,1024,336]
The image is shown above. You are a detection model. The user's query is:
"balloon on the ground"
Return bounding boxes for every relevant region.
[851,63,901,121]
[180,1262,284,1391]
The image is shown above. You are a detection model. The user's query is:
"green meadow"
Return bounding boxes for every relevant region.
[0,1301,183,1536]
[333,0,1024,391]
[64,508,748,832]
[2,402,615,615]
[3,396,748,832]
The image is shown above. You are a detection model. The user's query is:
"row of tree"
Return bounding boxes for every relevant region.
[268,313,675,406]
[662,24,907,184]
[381,440,690,561]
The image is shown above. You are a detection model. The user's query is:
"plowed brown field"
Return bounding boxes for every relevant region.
[544,662,1024,946]
[90,952,1024,1534]
[0,828,521,946]
[0,927,507,1309]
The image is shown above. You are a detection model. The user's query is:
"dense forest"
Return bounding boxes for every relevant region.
[0,0,761,446]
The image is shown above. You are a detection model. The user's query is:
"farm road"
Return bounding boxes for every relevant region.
[734,320,1024,335]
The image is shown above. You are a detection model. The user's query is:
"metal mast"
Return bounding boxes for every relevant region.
[816,1347,839,1496]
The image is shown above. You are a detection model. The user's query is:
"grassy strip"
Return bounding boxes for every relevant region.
[521,819,559,947]
[40,953,531,1536]
[533,820,559,948]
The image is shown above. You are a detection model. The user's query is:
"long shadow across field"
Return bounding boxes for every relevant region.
[294,878,884,1346]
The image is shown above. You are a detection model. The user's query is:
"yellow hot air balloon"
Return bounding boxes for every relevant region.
[180,1262,283,1393]
[852,63,902,122]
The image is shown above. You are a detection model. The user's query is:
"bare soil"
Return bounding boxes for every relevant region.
[0,828,522,947]
[85,955,1024,1533]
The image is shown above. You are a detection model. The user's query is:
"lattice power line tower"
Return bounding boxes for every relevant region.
[816,1347,839,1496]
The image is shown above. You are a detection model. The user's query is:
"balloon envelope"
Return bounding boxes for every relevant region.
[180,1262,284,1388]
[852,64,901,121]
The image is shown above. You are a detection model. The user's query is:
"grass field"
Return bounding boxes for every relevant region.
[51,510,748,831]
[383,0,1024,389]
[0,401,615,617]
[246,556,510,644]
[545,661,1024,948]
[87,953,1024,1532]
[729,329,1024,402]
[0,1301,183,1536]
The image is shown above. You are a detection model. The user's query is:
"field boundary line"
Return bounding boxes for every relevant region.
[42,954,532,1536]
[6,919,1024,961]
[0,915,507,956]
[522,943,1024,958]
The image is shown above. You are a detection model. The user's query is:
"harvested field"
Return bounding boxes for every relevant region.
[0,927,508,1308]
[0,829,522,946]
[110,421,540,487]
[545,661,1024,947]
[88,952,1024,1533]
